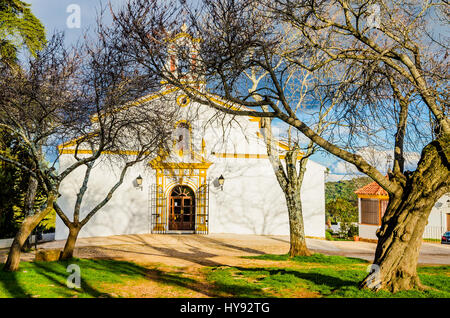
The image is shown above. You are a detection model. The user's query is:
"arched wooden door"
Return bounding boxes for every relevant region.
[169,185,195,231]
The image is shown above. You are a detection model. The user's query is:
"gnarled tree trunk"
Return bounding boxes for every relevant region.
[22,174,38,251]
[360,136,449,292]
[283,146,312,257]
[59,223,81,260]
[3,193,56,272]
[285,186,312,257]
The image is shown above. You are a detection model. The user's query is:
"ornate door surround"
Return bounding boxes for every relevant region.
[149,161,211,234]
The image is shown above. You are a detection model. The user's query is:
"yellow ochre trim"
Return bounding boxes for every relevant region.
[255,131,295,152]
[161,80,206,85]
[59,149,147,156]
[248,117,261,122]
[176,95,191,107]
[57,132,99,149]
[166,32,202,43]
[212,152,300,160]
[149,161,212,169]
[90,87,179,122]
[202,94,253,113]
[357,194,389,200]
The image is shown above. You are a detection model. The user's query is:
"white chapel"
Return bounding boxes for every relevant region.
[55,27,326,240]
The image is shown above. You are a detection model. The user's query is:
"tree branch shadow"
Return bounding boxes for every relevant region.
[0,264,29,297]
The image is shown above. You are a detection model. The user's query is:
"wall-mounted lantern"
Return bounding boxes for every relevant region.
[218,174,225,191]
[136,175,143,191]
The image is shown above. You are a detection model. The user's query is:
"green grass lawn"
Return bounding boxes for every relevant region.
[0,258,149,298]
[206,253,450,298]
[0,253,449,298]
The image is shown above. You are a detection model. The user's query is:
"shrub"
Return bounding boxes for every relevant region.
[348,224,359,238]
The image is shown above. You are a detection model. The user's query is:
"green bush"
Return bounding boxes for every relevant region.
[325,229,333,240]
[348,224,359,238]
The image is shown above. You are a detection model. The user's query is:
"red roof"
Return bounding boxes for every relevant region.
[355,181,388,196]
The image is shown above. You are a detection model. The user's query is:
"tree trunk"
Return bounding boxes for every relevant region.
[259,104,313,258]
[60,224,81,260]
[360,136,449,292]
[3,194,56,272]
[285,188,312,257]
[22,175,38,251]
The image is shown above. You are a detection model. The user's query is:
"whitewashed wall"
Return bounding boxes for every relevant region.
[207,158,325,237]
[56,94,326,240]
[55,155,154,240]
[56,154,326,239]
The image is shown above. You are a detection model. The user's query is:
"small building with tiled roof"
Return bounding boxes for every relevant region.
[354,181,388,197]
[355,182,450,241]
[355,181,389,241]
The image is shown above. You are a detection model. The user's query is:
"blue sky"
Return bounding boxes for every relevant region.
[27,0,405,182]
[27,0,126,44]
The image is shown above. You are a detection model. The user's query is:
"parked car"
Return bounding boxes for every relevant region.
[441,232,450,244]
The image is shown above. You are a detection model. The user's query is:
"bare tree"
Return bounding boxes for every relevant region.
[267,0,450,292]
[54,15,177,260]
[245,59,340,256]
[0,27,175,269]
[0,34,83,271]
[108,0,449,292]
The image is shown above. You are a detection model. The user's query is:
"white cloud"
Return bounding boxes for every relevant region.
[327,147,421,180]
[333,161,360,175]
[357,147,420,173]
[325,173,356,182]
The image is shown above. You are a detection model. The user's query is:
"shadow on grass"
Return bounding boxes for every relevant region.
[32,261,108,298]
[236,266,358,293]
[145,268,222,297]
[211,265,450,298]
[0,258,229,298]
[206,267,270,297]
[205,264,365,298]
[0,258,150,298]
[0,264,29,298]
[243,253,369,264]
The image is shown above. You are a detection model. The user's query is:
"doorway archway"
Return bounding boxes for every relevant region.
[169,185,195,231]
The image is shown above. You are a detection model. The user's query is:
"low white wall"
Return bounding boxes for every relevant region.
[359,193,450,240]
[0,233,55,249]
[359,223,448,240]
[0,238,14,249]
[359,224,379,240]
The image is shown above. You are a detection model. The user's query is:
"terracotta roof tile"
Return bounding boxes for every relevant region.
[355,181,388,196]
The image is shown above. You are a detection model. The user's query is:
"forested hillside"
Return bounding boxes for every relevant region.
[325,176,373,224]
[325,176,373,205]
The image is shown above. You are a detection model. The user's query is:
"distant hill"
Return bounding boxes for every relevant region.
[325,176,373,206]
